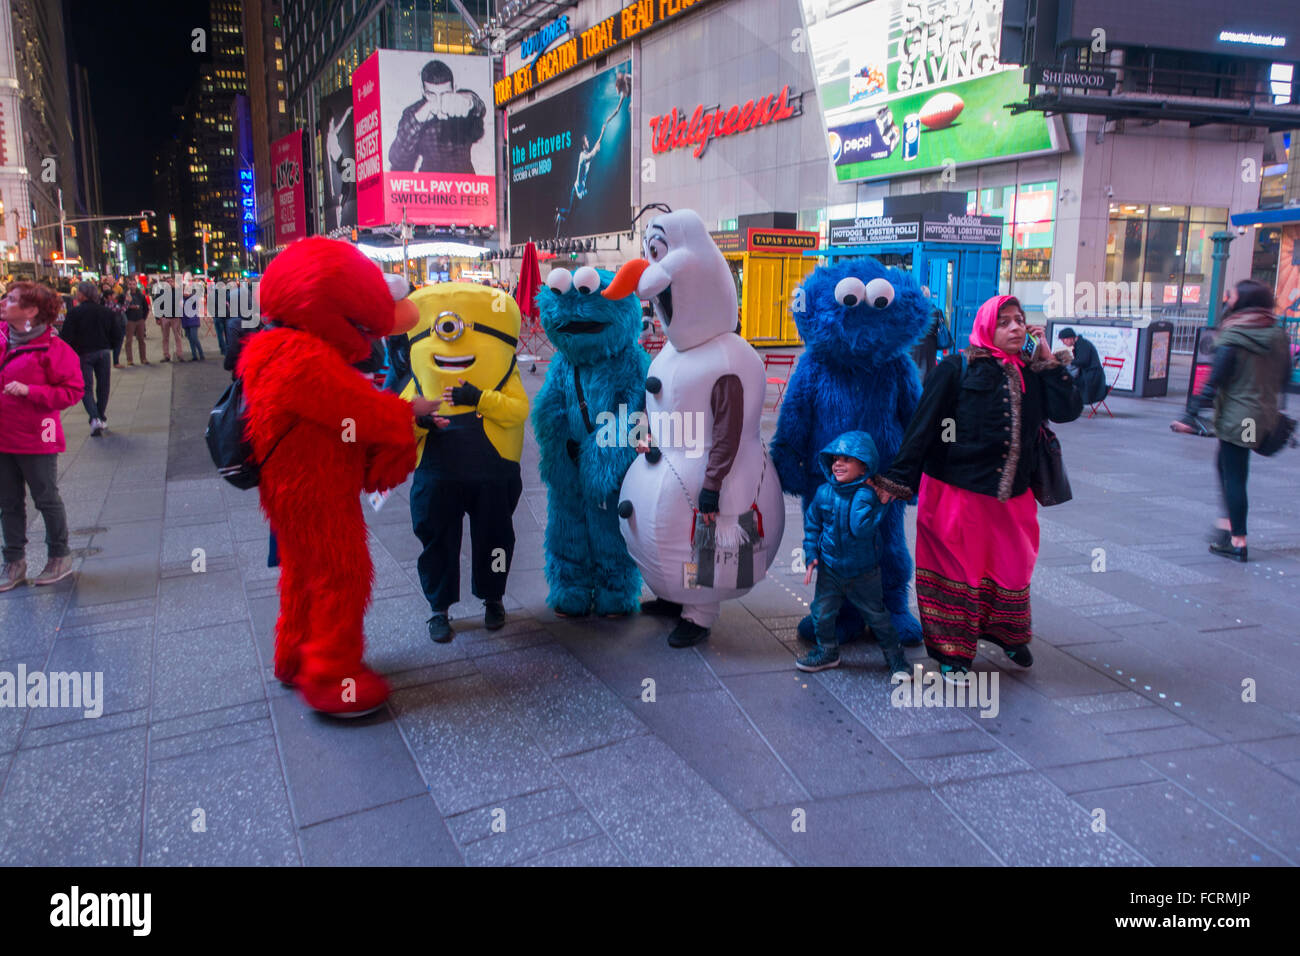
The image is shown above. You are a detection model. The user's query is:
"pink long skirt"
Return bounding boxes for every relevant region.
[914,473,1039,666]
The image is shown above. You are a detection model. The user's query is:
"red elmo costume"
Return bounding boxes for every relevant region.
[239,238,417,715]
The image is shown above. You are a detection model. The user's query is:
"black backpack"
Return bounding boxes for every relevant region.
[205,376,294,489]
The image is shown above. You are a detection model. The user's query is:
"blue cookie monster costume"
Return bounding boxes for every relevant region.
[771,257,928,646]
[532,266,650,616]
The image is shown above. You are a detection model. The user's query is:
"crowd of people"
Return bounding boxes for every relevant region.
[0,273,233,591]
[0,256,1292,700]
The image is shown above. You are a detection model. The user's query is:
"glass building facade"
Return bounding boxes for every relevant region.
[280,0,492,234]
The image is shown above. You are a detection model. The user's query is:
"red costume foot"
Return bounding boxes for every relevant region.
[296,667,391,717]
[239,237,419,717]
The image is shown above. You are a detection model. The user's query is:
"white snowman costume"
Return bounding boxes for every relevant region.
[606,210,784,629]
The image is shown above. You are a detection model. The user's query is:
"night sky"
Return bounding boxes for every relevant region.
[68,0,208,213]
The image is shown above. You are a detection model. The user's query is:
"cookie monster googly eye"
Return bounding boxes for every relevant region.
[865,278,895,309]
[834,277,867,307]
[573,267,600,295]
[435,310,465,341]
[546,269,573,294]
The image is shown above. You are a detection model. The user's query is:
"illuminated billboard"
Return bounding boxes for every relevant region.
[800,0,1065,182]
[353,50,496,228]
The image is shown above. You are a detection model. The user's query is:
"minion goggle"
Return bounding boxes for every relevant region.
[410,310,518,349]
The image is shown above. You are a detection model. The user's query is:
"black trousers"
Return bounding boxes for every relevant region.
[1216,440,1251,537]
[411,468,522,613]
[79,349,111,422]
[0,452,70,563]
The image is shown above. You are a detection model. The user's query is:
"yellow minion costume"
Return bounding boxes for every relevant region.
[400,284,529,629]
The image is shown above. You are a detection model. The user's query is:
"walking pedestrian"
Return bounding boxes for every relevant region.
[873,295,1082,682]
[1173,279,1292,562]
[121,277,150,366]
[181,300,205,361]
[103,281,127,369]
[60,281,118,436]
[155,279,185,362]
[0,281,84,590]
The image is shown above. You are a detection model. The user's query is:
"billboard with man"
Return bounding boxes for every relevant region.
[353,49,496,228]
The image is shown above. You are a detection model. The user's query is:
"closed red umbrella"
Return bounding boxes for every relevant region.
[515,241,541,330]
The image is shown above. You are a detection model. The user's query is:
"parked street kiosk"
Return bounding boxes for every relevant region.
[709,228,818,347]
[802,194,1004,347]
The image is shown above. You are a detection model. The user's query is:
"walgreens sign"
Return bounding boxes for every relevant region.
[648,85,803,159]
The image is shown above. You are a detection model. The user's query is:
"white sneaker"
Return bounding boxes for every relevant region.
[90,419,103,436]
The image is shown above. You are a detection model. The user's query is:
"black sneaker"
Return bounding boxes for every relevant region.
[940,664,972,685]
[1005,645,1033,668]
[795,646,841,672]
[667,617,709,648]
[1209,541,1248,563]
[885,652,912,682]
[641,597,683,617]
[484,599,506,631]
[427,613,453,643]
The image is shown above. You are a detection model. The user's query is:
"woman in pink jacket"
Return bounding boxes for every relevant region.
[0,281,85,591]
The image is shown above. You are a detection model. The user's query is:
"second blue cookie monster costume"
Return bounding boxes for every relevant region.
[771,257,929,646]
[532,266,650,616]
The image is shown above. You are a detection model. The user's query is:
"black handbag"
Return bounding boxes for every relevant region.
[1254,413,1297,457]
[1030,424,1072,506]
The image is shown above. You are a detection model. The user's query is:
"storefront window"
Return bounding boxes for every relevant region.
[966,181,1056,293]
[1106,203,1227,311]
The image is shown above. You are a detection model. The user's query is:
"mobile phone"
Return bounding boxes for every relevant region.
[1021,333,1037,359]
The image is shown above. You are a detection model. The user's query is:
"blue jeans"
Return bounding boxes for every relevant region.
[184,326,204,360]
[214,316,228,354]
[811,564,905,667]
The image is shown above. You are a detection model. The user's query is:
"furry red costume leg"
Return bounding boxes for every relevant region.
[238,238,417,716]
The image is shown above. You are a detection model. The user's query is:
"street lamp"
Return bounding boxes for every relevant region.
[253,243,263,273]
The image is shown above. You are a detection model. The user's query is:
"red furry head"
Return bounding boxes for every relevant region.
[259,237,396,363]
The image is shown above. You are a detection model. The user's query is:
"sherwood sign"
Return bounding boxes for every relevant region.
[1028,64,1117,91]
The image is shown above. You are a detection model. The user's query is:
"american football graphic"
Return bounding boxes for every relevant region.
[919,91,964,130]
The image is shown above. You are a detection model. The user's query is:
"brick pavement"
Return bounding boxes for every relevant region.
[1,324,1297,866]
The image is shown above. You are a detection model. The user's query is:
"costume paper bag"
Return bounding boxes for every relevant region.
[688,510,764,590]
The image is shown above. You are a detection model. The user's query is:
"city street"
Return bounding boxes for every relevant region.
[1,322,1297,867]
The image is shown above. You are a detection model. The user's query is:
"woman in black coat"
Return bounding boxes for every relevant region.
[874,295,1082,681]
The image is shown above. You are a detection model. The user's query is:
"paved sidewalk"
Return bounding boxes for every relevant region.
[1,331,1298,866]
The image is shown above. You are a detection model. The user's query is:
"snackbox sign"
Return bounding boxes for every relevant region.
[648,86,803,158]
[829,212,1003,246]
[494,0,717,107]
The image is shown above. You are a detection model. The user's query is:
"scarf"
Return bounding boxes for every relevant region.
[1219,307,1277,331]
[6,321,49,346]
[968,294,1026,391]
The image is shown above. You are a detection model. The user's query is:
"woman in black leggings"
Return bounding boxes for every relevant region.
[1174,280,1291,562]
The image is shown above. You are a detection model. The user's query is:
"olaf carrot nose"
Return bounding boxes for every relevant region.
[602,258,651,300]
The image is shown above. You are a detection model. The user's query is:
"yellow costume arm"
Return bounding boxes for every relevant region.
[475,372,530,428]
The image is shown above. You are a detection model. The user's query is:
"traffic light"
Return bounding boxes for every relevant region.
[17,227,26,240]
[351,227,358,242]
[140,218,150,234]
[68,226,77,238]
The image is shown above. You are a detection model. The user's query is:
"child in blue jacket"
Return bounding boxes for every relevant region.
[800,431,910,679]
